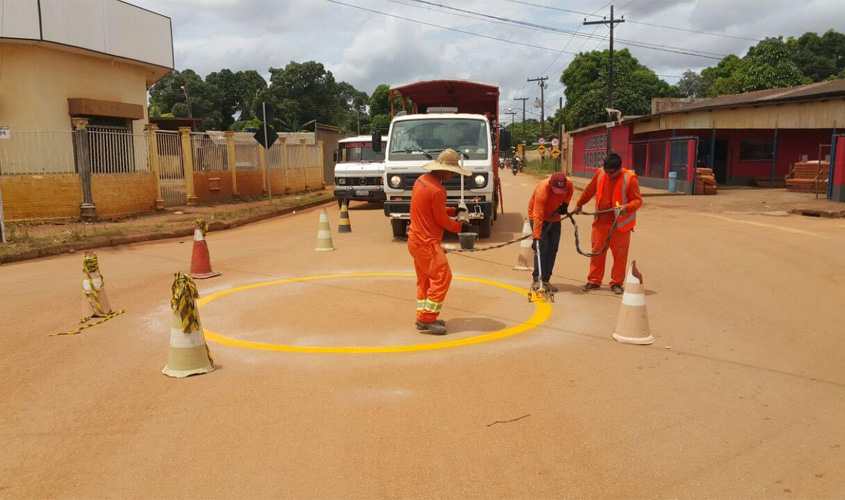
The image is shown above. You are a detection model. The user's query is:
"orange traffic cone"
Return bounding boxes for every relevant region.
[613,261,654,345]
[514,219,534,271]
[163,272,214,378]
[190,218,221,279]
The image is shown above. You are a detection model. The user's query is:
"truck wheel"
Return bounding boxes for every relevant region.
[391,219,408,239]
[478,215,492,238]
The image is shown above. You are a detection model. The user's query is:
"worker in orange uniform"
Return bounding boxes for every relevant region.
[408,149,472,335]
[527,172,574,292]
[573,153,642,294]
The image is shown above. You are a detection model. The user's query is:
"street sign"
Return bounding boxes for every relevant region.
[537,145,547,155]
[551,138,560,147]
[253,127,279,149]
[538,137,546,145]
[256,103,275,123]
[517,144,523,154]
[550,147,561,159]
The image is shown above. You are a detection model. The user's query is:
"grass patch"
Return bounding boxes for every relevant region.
[524,158,561,176]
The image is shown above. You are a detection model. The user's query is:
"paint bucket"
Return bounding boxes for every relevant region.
[458,232,477,250]
[668,171,677,193]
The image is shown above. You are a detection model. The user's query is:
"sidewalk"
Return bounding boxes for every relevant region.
[0,190,334,265]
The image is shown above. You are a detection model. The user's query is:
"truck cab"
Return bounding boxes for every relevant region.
[333,136,387,207]
[378,80,508,239]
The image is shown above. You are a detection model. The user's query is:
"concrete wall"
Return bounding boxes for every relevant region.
[237,170,264,198]
[0,44,150,135]
[193,171,234,204]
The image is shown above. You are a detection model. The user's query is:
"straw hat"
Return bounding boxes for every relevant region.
[422,149,471,176]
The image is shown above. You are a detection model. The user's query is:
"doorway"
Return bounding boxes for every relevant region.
[713,139,729,184]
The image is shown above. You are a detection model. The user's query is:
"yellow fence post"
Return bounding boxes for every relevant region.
[258,143,267,195]
[300,138,308,190]
[280,137,289,194]
[225,131,239,200]
[318,140,326,188]
[179,127,197,206]
[145,124,165,210]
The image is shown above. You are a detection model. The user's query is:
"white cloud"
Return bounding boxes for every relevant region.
[130,0,841,121]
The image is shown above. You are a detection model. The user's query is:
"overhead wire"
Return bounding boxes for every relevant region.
[402,0,727,59]
[325,0,580,55]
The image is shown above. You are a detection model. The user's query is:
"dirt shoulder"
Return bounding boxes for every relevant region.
[0,190,335,265]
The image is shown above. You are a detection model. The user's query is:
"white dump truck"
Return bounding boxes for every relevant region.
[375,80,509,238]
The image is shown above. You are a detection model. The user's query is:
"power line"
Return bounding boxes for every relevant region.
[621,0,662,16]
[508,0,761,42]
[402,0,726,59]
[325,0,580,55]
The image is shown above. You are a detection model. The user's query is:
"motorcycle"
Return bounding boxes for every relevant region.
[511,158,518,176]
[498,157,504,170]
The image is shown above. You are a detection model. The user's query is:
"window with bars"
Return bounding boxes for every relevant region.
[739,139,773,162]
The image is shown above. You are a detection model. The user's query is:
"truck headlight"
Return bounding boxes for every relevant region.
[338,178,347,185]
[389,175,402,188]
[474,174,485,186]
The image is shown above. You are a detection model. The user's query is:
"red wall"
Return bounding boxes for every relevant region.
[835,136,845,187]
[572,125,631,173]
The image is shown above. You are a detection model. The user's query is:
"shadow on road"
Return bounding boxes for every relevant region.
[348,202,384,211]
[443,317,507,334]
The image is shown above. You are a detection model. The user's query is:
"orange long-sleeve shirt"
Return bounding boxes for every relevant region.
[408,173,462,246]
[577,169,642,224]
[527,177,574,239]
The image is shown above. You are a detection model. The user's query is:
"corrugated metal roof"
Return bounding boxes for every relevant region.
[661,79,845,114]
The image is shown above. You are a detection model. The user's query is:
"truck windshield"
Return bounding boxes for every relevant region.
[389,119,488,160]
[340,142,386,162]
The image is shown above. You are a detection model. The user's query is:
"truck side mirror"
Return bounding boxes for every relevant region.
[500,129,512,151]
[371,131,382,152]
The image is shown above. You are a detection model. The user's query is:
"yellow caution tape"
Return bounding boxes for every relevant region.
[52,253,124,336]
[171,272,201,334]
[170,272,213,364]
[194,218,209,237]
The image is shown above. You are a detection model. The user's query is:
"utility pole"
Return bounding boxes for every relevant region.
[503,110,516,130]
[584,5,624,153]
[527,76,548,138]
[514,97,528,143]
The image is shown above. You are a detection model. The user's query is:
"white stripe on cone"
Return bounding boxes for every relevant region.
[194,228,204,241]
[613,261,654,345]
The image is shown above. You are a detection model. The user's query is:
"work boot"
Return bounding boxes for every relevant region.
[530,280,541,292]
[417,321,447,335]
[416,319,445,330]
[611,284,624,295]
[582,282,600,292]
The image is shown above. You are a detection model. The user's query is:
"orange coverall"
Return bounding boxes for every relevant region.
[527,177,574,239]
[577,169,642,287]
[407,173,462,323]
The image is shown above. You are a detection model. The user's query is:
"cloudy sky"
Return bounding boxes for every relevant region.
[133,0,840,122]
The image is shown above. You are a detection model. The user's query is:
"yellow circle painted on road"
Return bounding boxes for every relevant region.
[197,273,551,354]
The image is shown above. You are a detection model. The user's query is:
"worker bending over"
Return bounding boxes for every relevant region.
[574,153,642,294]
[527,172,574,292]
[408,149,472,335]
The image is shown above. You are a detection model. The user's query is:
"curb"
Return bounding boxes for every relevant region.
[0,196,334,266]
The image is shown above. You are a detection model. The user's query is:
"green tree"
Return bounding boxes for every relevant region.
[148,69,224,131]
[677,70,705,98]
[786,30,845,82]
[559,48,677,130]
[368,84,391,117]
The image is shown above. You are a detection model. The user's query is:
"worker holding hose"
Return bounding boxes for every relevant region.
[573,153,642,294]
[528,172,574,293]
[408,149,472,335]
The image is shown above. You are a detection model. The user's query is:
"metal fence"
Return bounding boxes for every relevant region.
[156,130,186,206]
[266,141,285,170]
[234,142,259,170]
[88,127,149,174]
[190,133,228,172]
[0,131,77,175]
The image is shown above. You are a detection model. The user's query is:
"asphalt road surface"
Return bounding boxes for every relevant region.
[2,172,844,499]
